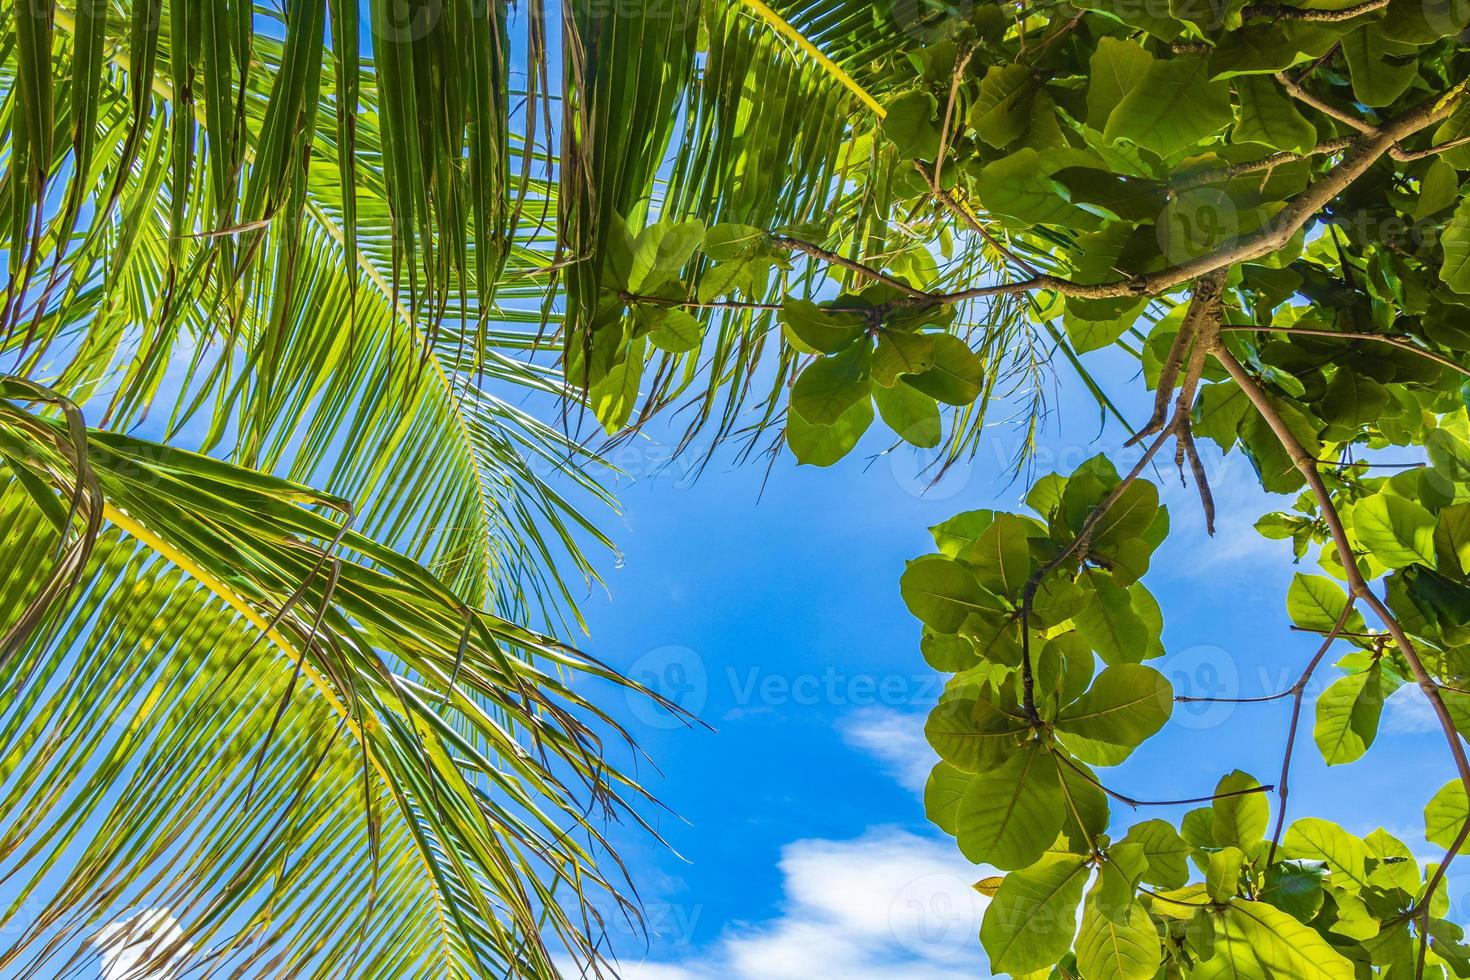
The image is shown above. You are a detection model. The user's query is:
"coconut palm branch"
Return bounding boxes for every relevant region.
[1,2,653,976]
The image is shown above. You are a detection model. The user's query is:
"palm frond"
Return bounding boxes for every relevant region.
[5,4,611,629]
[0,384,661,978]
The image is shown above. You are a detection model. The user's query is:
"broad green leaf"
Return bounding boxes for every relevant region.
[1319,371,1390,430]
[781,300,865,355]
[1437,503,1470,575]
[1027,474,1069,521]
[1091,479,1160,551]
[1087,38,1153,130]
[966,513,1038,597]
[1341,24,1419,108]
[1031,576,1089,630]
[645,308,703,353]
[1098,845,1148,921]
[1194,383,1250,449]
[931,511,997,557]
[791,342,872,426]
[1313,663,1389,765]
[1426,779,1469,849]
[924,762,971,835]
[1059,753,1113,850]
[976,150,1101,230]
[1233,75,1317,153]
[925,696,1028,772]
[628,218,705,292]
[1428,428,1470,482]
[702,222,764,261]
[1416,160,1461,220]
[1104,56,1232,158]
[955,743,1066,870]
[589,346,645,433]
[1282,818,1371,891]
[1260,861,1327,921]
[1353,493,1437,567]
[1056,664,1173,750]
[970,64,1034,148]
[1225,900,1356,979]
[872,331,937,386]
[1065,307,1136,354]
[980,853,1089,974]
[1207,23,1344,77]
[905,334,985,406]
[884,91,941,159]
[1444,196,1470,294]
[1206,846,1244,902]
[786,396,873,467]
[900,556,998,633]
[1433,102,1470,169]
[1286,574,1365,634]
[1075,886,1159,980]
[1120,819,1190,889]
[922,631,979,672]
[1213,770,1269,849]
[1075,574,1149,665]
[873,382,941,448]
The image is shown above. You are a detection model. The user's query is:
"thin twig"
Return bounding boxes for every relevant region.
[1243,0,1388,20]
[1171,137,1356,191]
[1056,751,1276,809]
[1266,600,1358,864]
[930,45,975,197]
[769,236,932,299]
[1393,133,1470,162]
[620,291,784,312]
[1275,72,1377,134]
[1219,324,1470,378]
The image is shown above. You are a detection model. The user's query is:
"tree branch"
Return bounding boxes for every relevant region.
[1393,133,1470,162]
[1266,600,1358,865]
[1218,324,1470,379]
[1243,0,1389,21]
[1275,71,1378,134]
[1171,137,1356,191]
[768,236,933,300]
[1214,345,1470,859]
[1056,751,1276,809]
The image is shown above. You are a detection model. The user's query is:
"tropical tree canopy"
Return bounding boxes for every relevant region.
[4,0,1470,977]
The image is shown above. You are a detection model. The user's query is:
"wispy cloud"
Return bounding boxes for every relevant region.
[837,707,935,793]
[604,829,989,980]
[1383,685,1442,735]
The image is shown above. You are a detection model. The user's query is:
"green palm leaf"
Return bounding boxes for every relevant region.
[0,385,664,977]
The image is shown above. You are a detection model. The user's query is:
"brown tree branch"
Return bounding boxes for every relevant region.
[1056,751,1276,809]
[1394,133,1470,162]
[1171,137,1356,191]
[768,236,933,300]
[1275,72,1378,134]
[620,291,784,312]
[1244,0,1389,20]
[1214,345,1470,868]
[917,161,1044,278]
[1266,600,1359,865]
[1218,325,1470,378]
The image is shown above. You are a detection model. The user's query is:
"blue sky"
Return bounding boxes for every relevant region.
[563,342,1465,978]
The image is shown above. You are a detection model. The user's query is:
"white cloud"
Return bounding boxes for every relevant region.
[605,829,989,980]
[1383,685,1442,735]
[837,707,935,793]
[92,909,190,980]
[1155,453,1289,572]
